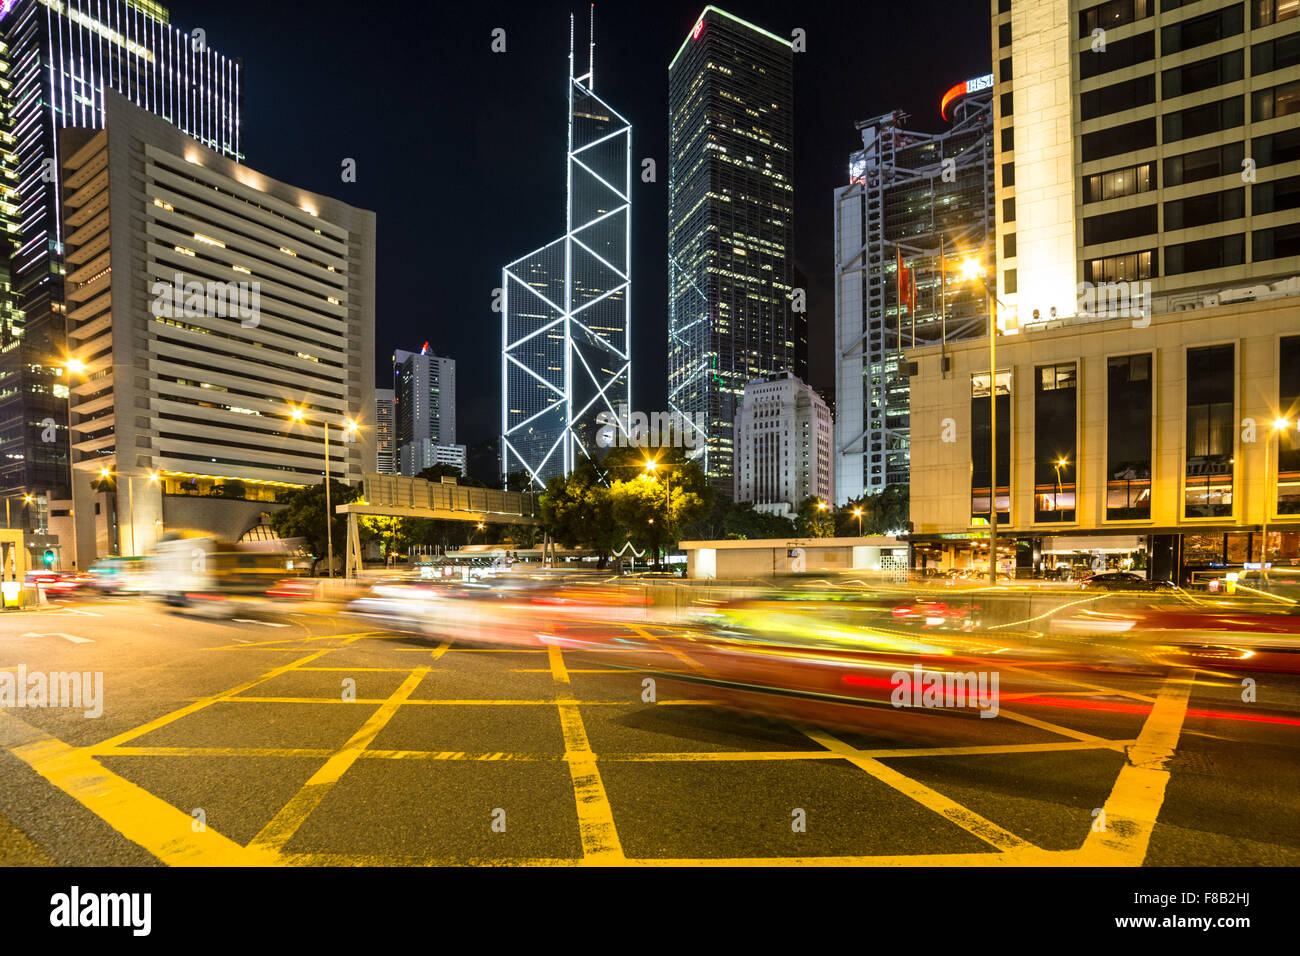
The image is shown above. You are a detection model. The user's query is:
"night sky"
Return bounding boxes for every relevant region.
[174,0,990,449]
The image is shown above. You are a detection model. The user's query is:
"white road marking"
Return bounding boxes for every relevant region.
[56,608,103,616]
[231,618,290,628]
[21,631,93,644]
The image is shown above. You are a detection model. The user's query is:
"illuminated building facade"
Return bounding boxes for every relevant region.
[58,91,373,562]
[375,388,395,474]
[834,80,994,500]
[501,14,631,490]
[669,6,795,496]
[733,371,832,516]
[394,346,456,477]
[0,0,243,499]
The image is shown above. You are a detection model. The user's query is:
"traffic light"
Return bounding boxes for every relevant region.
[43,549,54,567]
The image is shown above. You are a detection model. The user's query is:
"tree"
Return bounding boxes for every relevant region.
[268,479,360,573]
[359,515,407,563]
[723,501,797,539]
[835,485,910,536]
[795,496,835,537]
[540,458,622,568]
[505,470,534,492]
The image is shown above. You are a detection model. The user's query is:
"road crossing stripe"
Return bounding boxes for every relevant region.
[247,667,431,854]
[549,645,625,863]
[1075,673,1194,865]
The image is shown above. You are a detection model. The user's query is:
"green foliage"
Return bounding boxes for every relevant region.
[538,448,713,566]
[268,479,360,572]
[722,501,797,539]
[835,484,910,536]
[794,496,836,537]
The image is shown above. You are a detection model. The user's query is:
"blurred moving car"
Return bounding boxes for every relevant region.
[23,569,90,595]
[149,537,303,614]
[1080,571,1175,591]
[87,556,150,594]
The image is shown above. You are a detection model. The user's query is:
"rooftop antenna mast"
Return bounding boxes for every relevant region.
[589,3,595,90]
[568,13,575,81]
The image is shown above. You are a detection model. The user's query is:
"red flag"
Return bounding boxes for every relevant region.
[896,249,916,314]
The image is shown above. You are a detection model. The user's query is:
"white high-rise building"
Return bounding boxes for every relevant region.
[733,372,833,516]
[59,91,376,562]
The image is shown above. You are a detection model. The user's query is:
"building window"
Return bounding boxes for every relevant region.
[1000,91,1013,116]
[1163,142,1245,187]
[1082,204,1158,244]
[971,372,1011,525]
[1083,249,1157,283]
[1162,50,1244,99]
[1000,56,1012,83]
[1256,128,1300,171]
[1162,5,1244,56]
[1251,32,1300,75]
[1001,126,1014,153]
[1081,117,1156,162]
[1185,344,1235,519]
[1079,0,1152,36]
[1165,235,1245,275]
[1280,336,1300,514]
[1253,223,1300,261]
[1252,0,1299,28]
[999,21,1012,46]
[1252,80,1300,121]
[1035,363,1077,522]
[1107,354,1153,519]
[1164,187,1245,230]
[1002,162,1015,187]
[1253,175,1300,214]
[1163,96,1244,143]
[1003,197,1016,223]
[1003,268,1017,294]
[1083,161,1156,203]
[1004,233,1016,258]
[1079,31,1154,80]
[1080,75,1156,121]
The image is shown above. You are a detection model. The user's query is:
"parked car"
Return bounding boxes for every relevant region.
[1080,571,1174,591]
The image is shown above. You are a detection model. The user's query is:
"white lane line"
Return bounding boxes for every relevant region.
[20,631,93,644]
[231,619,290,628]
[60,608,103,617]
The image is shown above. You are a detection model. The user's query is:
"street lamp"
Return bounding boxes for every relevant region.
[643,458,681,568]
[961,254,998,587]
[852,506,863,537]
[1262,417,1294,588]
[290,405,359,578]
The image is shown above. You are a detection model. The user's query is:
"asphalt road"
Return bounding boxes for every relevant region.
[1,595,1297,866]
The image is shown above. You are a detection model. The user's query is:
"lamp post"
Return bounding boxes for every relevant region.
[62,358,87,569]
[291,406,358,578]
[1262,417,1294,588]
[960,258,1005,586]
[852,506,863,537]
[643,458,681,568]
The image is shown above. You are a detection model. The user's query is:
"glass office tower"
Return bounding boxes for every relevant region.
[668,6,795,496]
[501,16,631,490]
[0,0,242,498]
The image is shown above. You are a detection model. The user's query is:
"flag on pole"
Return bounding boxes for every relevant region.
[896,248,916,314]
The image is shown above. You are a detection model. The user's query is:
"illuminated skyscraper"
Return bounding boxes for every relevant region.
[668,6,795,496]
[0,0,243,497]
[501,13,631,490]
[834,80,995,500]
